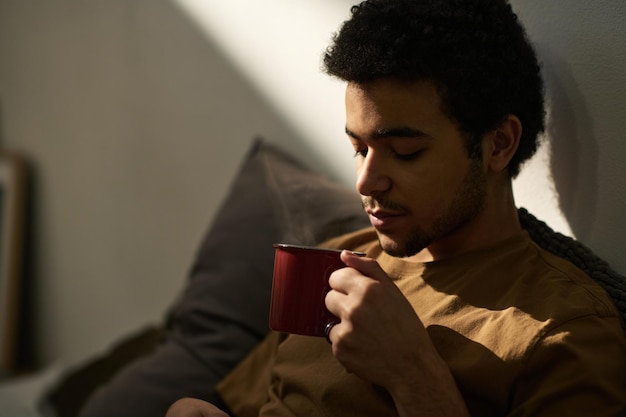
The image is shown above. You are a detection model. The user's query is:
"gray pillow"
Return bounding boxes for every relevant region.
[76,138,369,417]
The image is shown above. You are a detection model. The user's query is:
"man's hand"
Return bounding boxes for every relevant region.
[325,250,470,417]
[165,398,230,417]
[324,250,429,388]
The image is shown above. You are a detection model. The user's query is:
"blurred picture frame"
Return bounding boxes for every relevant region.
[0,151,27,373]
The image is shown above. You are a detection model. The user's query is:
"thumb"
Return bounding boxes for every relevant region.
[340,250,390,283]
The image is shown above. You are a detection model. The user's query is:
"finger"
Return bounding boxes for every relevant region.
[340,250,390,283]
[166,398,230,417]
[325,285,347,316]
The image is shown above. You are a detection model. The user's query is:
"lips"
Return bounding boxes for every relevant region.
[367,209,406,229]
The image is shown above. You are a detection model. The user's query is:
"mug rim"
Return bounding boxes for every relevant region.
[273,243,365,256]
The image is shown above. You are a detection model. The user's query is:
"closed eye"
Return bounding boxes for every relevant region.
[393,149,422,161]
[353,149,368,158]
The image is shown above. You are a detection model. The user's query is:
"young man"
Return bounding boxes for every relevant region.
[167,0,626,416]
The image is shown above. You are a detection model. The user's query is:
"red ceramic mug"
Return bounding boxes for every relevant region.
[269,244,364,337]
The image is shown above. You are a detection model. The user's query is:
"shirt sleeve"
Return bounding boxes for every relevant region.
[509,314,626,417]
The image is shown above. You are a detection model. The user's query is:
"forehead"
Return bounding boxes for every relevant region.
[344,79,456,136]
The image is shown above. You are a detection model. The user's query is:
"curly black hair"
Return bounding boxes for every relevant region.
[324,0,545,178]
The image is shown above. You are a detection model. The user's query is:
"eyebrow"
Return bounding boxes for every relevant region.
[345,126,427,140]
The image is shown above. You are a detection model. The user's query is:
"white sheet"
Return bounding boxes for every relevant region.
[0,364,64,417]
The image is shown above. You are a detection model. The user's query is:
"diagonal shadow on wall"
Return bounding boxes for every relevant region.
[540,45,598,242]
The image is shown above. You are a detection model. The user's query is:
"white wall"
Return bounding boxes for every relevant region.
[0,0,624,367]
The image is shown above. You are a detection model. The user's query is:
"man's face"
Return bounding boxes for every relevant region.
[345,79,487,258]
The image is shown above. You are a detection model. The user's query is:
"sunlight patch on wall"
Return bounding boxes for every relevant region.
[171,0,357,183]
[513,105,574,237]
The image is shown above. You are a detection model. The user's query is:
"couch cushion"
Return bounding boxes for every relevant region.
[74,138,369,417]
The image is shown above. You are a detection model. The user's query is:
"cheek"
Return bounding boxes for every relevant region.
[397,163,465,212]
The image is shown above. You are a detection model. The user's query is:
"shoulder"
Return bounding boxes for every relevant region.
[523,241,621,321]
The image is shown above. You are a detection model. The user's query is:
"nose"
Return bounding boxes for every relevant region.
[355,151,391,196]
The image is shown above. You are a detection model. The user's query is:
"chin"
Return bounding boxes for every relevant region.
[376,228,429,258]
[377,233,414,258]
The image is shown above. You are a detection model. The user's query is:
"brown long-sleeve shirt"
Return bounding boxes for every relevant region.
[218,228,626,417]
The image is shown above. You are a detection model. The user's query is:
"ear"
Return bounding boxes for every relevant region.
[484,114,522,174]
